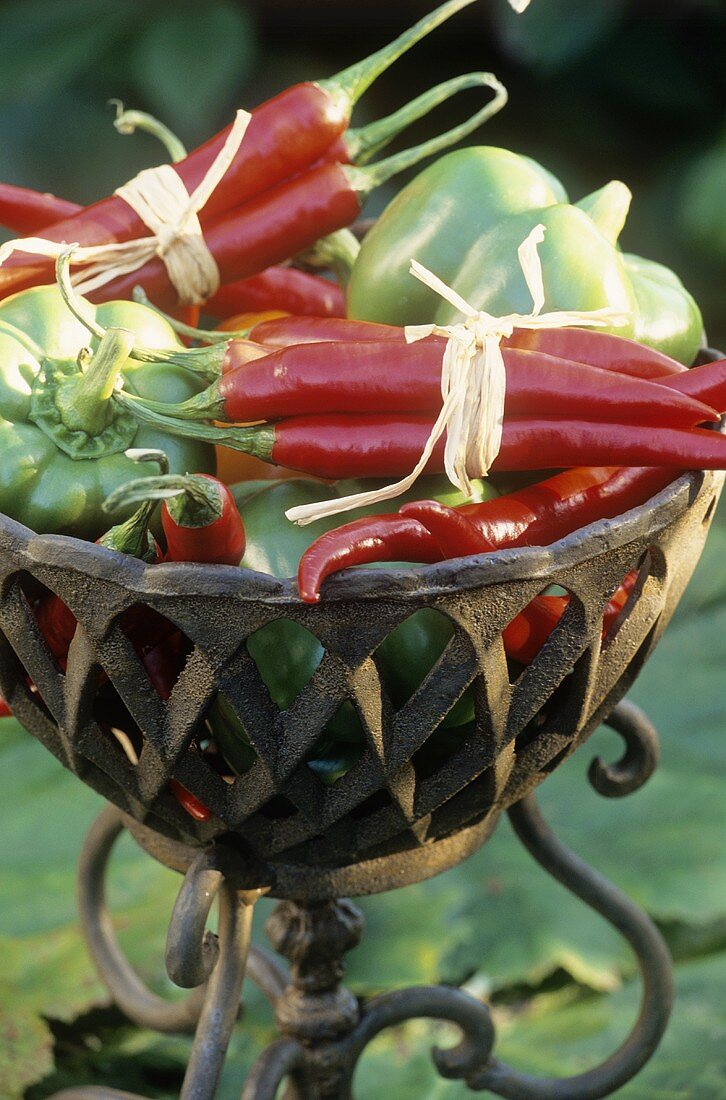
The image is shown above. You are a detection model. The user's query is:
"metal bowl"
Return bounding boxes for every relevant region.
[0,452,721,899]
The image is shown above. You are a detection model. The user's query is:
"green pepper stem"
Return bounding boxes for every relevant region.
[55,327,135,435]
[321,0,483,112]
[347,71,506,166]
[345,72,508,197]
[111,100,188,163]
[576,181,632,245]
[117,392,275,461]
[296,229,360,287]
[105,474,223,528]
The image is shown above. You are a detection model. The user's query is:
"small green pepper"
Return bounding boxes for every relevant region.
[347,146,568,326]
[0,286,214,537]
[210,475,499,781]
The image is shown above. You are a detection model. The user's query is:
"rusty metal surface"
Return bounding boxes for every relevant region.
[0,464,721,900]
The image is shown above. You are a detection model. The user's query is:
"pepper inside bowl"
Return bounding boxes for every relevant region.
[0,458,720,900]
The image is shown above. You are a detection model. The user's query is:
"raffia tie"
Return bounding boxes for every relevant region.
[0,109,251,307]
[286,224,629,526]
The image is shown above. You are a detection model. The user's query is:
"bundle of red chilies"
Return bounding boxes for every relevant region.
[0,1,506,314]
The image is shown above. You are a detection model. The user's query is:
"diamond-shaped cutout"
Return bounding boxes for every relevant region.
[601,557,650,648]
[375,609,475,727]
[206,692,257,777]
[411,719,475,782]
[247,618,323,711]
[503,585,572,680]
[305,700,366,787]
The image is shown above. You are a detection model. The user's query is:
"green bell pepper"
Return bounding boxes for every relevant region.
[348,146,568,326]
[0,286,214,537]
[349,147,703,363]
[210,475,499,783]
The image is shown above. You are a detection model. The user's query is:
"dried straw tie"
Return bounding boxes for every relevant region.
[286,224,629,526]
[0,109,251,307]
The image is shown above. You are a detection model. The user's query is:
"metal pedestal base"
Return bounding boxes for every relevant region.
[47,701,673,1100]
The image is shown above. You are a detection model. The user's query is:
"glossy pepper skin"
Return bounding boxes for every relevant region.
[0,286,214,537]
[174,340,714,426]
[348,146,567,326]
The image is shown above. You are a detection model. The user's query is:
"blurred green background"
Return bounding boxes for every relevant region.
[0,1,725,1096]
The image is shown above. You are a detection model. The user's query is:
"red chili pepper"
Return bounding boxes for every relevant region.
[245,318,686,382]
[206,267,345,320]
[297,514,442,601]
[247,314,405,348]
[0,182,82,234]
[104,471,246,567]
[135,631,214,822]
[657,357,726,409]
[131,412,726,483]
[0,3,496,296]
[153,341,715,427]
[297,467,675,603]
[35,499,163,664]
[504,328,687,378]
[402,466,677,554]
[0,696,11,718]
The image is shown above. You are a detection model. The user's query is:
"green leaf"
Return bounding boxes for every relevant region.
[130,1,258,141]
[348,952,726,1099]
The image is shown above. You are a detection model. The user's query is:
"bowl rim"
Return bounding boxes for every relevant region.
[0,467,721,608]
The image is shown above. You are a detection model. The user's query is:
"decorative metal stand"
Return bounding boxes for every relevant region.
[47,700,673,1100]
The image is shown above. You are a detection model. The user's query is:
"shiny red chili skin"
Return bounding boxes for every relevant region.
[253,414,726,480]
[99,163,362,309]
[0,182,81,234]
[402,467,677,554]
[216,342,715,425]
[162,477,246,566]
[658,358,726,408]
[248,314,407,347]
[0,84,351,298]
[504,328,687,378]
[247,319,687,382]
[207,267,345,320]
[297,515,441,603]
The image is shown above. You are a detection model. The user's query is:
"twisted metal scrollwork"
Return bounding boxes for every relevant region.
[49,701,674,1100]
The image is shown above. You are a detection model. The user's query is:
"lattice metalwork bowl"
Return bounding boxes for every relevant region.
[0,461,722,900]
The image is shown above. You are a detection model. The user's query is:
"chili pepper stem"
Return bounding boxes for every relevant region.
[55,327,135,435]
[111,100,188,163]
[105,474,224,528]
[296,229,360,287]
[320,0,483,111]
[132,287,237,344]
[54,250,221,374]
[99,497,159,560]
[344,73,508,197]
[347,72,507,166]
[117,392,276,459]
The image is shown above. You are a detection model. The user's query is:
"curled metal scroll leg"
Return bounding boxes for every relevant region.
[47,806,261,1100]
[468,791,674,1098]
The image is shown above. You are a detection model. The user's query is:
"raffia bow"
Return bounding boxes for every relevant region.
[0,109,251,307]
[286,224,629,526]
